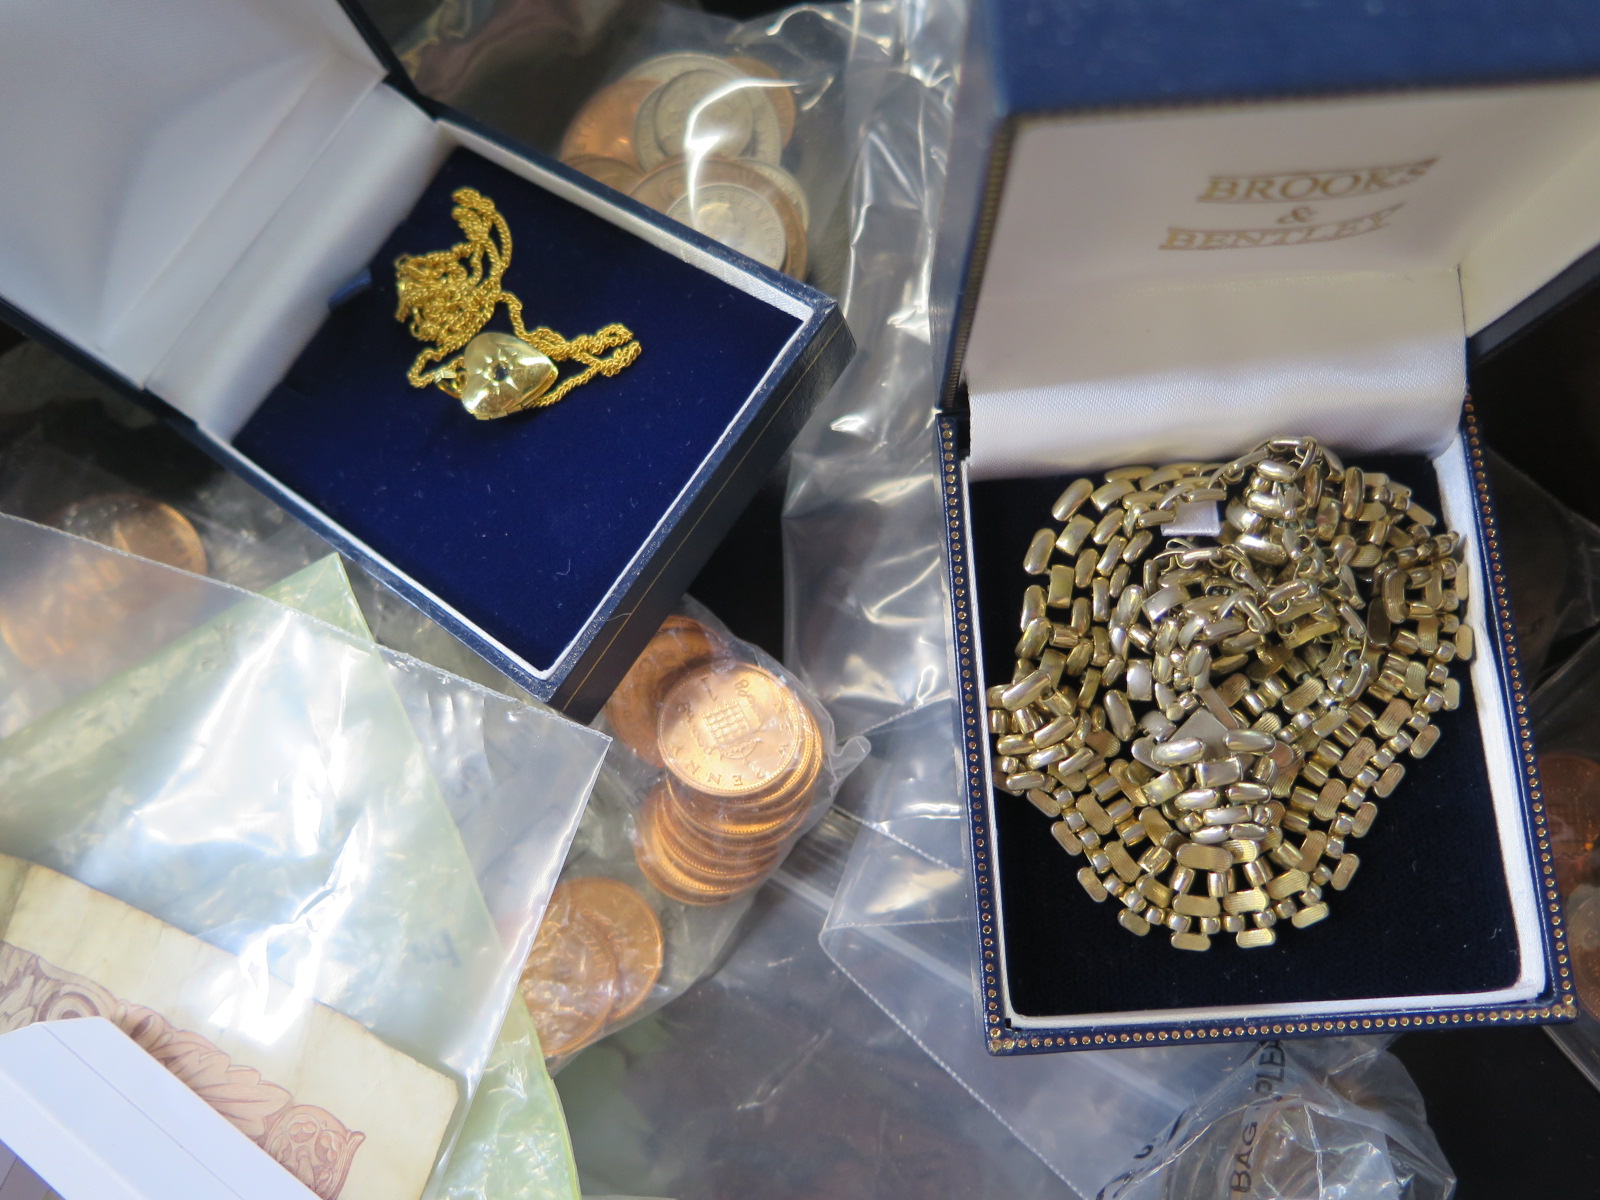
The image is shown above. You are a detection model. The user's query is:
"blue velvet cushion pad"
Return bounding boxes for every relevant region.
[969,453,1520,1019]
[236,149,802,670]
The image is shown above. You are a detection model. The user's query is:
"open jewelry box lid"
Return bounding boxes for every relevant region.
[933,0,1600,477]
[0,0,853,718]
[931,0,1594,1052]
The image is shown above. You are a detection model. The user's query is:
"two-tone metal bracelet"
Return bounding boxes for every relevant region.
[989,437,1471,951]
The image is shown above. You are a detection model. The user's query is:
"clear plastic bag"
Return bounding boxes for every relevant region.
[1482,448,1600,682]
[1529,623,1600,1090]
[778,0,966,737]
[820,698,1246,1200]
[1097,1038,1455,1200]
[521,597,867,1069]
[0,515,606,1199]
[438,1002,582,1200]
[554,810,1087,1200]
[395,0,902,294]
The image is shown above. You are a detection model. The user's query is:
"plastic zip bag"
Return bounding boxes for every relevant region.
[820,699,1245,1199]
[1097,1038,1455,1200]
[394,0,908,295]
[554,810,1085,1200]
[0,515,605,1199]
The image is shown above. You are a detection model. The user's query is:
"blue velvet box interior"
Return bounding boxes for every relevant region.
[967,453,1520,1022]
[235,149,803,673]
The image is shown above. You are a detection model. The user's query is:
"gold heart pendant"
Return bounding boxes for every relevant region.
[458,332,557,420]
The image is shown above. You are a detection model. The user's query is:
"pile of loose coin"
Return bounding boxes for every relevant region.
[604,615,824,905]
[518,876,664,1059]
[991,437,1472,951]
[560,52,807,279]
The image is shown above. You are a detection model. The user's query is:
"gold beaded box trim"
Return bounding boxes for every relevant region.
[939,407,1573,1055]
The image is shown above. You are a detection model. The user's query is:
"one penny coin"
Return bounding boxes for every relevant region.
[1568,885,1600,1019]
[563,876,663,1023]
[657,661,807,797]
[603,615,723,766]
[519,888,620,1059]
[559,77,658,166]
[563,154,644,194]
[54,493,207,575]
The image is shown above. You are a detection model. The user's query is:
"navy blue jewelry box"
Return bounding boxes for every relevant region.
[0,0,851,720]
[933,0,1597,1053]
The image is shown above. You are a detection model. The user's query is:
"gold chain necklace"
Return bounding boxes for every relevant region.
[395,187,641,420]
[993,437,1471,951]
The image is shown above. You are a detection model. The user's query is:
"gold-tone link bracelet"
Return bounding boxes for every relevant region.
[989,437,1472,952]
[395,187,641,420]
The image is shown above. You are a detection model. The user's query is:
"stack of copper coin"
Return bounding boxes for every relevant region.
[518,877,664,1059]
[633,659,823,905]
[1,492,208,672]
[559,52,808,279]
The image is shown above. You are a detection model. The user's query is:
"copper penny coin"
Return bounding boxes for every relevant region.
[603,615,724,766]
[658,661,807,796]
[564,877,663,1023]
[634,798,748,905]
[648,786,782,878]
[559,77,658,166]
[1568,885,1600,1019]
[519,886,620,1058]
[53,493,208,576]
[0,535,160,674]
[1539,752,1600,894]
[725,55,796,146]
[0,565,103,672]
[563,154,644,194]
[672,697,822,818]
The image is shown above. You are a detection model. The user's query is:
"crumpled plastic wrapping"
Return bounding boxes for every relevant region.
[820,699,1246,1198]
[438,1003,583,1200]
[555,810,1089,1200]
[0,515,604,1199]
[1097,1038,1455,1200]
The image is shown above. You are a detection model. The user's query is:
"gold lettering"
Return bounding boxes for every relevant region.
[1319,172,1363,197]
[1280,175,1319,200]
[1159,202,1404,250]
[1199,177,1241,201]
[1197,158,1437,203]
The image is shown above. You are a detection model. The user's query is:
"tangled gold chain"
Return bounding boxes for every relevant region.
[394,187,641,408]
[992,438,1472,951]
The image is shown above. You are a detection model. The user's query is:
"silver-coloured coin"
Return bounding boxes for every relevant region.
[666,183,788,270]
[650,69,755,162]
[625,53,783,169]
[734,158,809,230]
[735,85,783,166]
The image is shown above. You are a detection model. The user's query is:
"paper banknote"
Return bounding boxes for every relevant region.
[0,855,456,1200]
